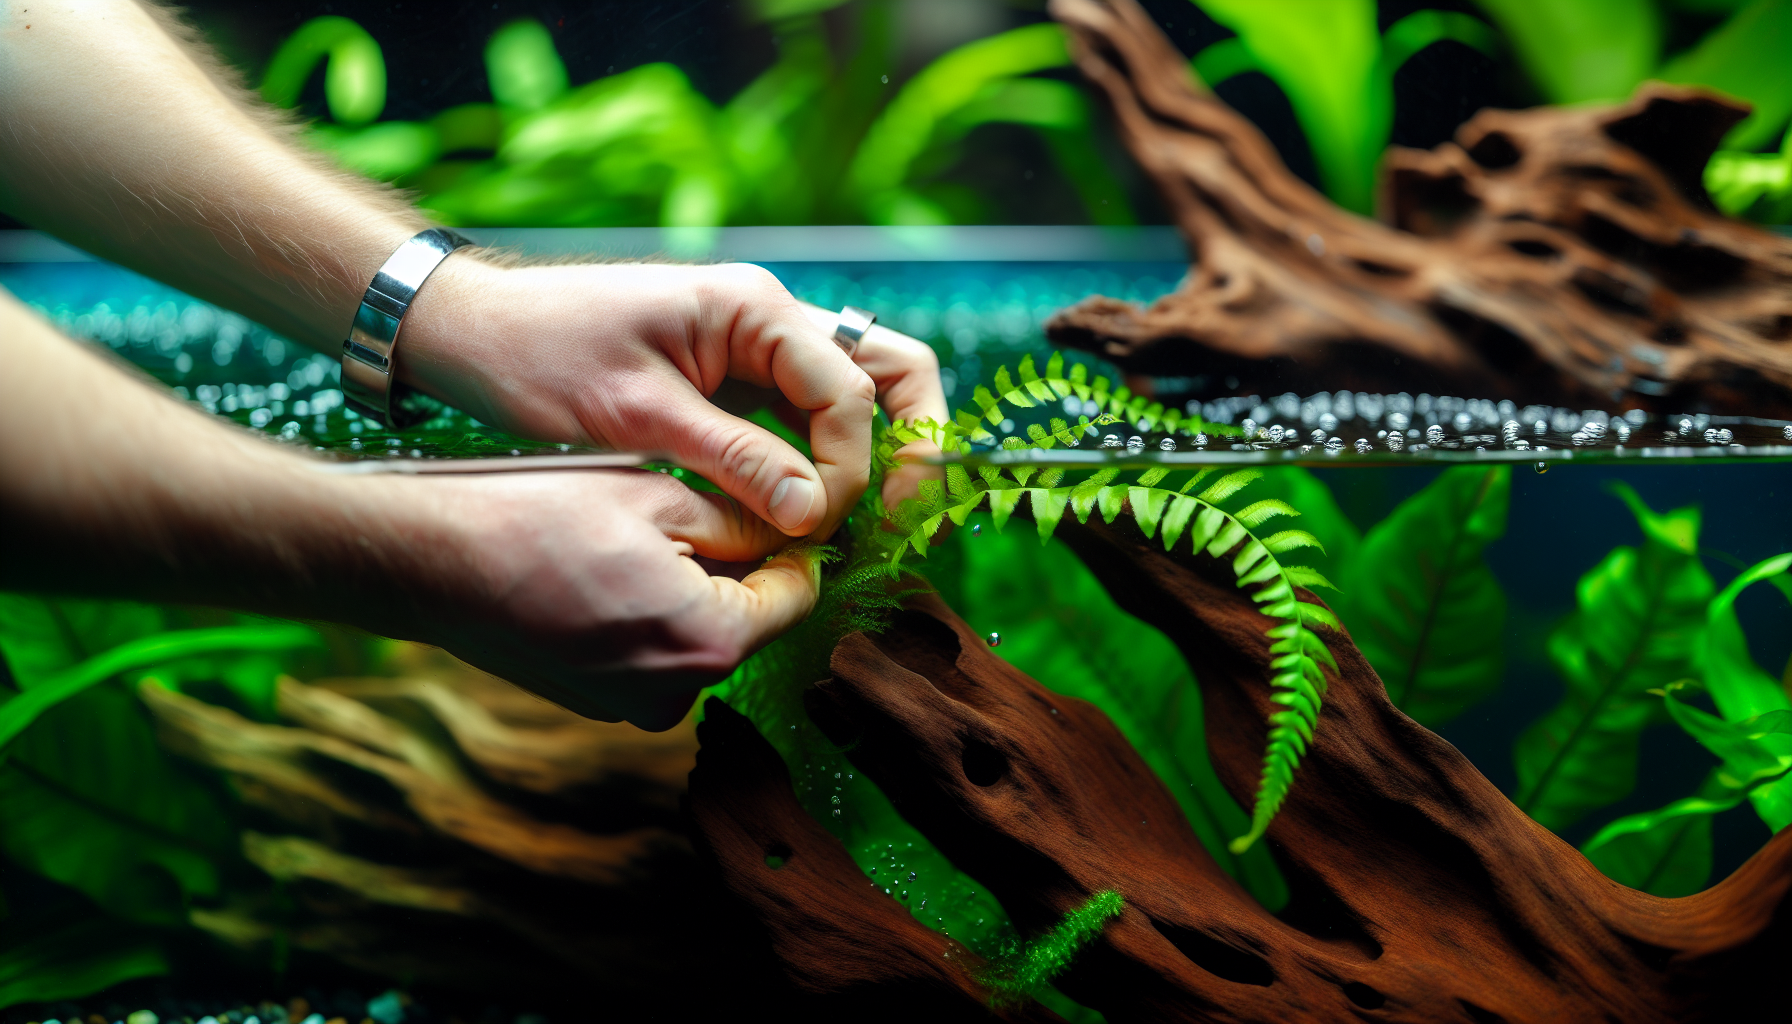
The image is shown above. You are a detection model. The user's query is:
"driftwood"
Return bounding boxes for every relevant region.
[1043,0,1792,416]
[688,512,1792,1021]
[141,654,775,1008]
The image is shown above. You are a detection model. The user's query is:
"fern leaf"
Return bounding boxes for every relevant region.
[1189,506,1227,552]
[988,489,1024,530]
[1070,470,1116,523]
[1027,423,1052,448]
[1179,468,1217,494]
[1206,520,1249,558]
[1032,488,1070,542]
[1129,487,1172,538]
[1019,355,1056,403]
[1097,486,1127,524]
[1262,530,1323,555]
[1198,469,1263,504]
[1046,352,1073,398]
[945,492,987,526]
[1162,496,1200,550]
[1234,499,1299,528]
[1136,467,1170,488]
[1297,602,1341,630]
[1283,566,1338,591]
[946,464,978,501]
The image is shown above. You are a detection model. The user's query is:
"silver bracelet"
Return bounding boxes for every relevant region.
[832,305,876,357]
[341,227,472,427]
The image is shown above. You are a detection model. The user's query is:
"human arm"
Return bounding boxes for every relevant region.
[0,289,818,729]
[0,0,945,540]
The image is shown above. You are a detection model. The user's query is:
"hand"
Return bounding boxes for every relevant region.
[403,259,947,548]
[392,467,821,730]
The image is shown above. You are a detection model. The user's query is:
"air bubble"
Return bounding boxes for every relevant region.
[1310,428,1326,443]
[971,524,981,536]
[1101,434,1121,449]
[831,795,840,805]
[1784,425,1792,440]
[1159,437,1177,451]
[1354,438,1372,453]
[986,632,1001,647]
[1535,461,1548,474]
[1385,432,1405,452]
[908,871,917,881]
[1126,435,1145,452]
[1425,424,1445,444]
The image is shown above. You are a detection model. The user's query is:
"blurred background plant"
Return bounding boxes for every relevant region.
[147,0,1790,230]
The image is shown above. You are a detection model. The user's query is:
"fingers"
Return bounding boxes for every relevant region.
[628,466,791,561]
[800,303,952,514]
[703,266,875,541]
[637,374,837,539]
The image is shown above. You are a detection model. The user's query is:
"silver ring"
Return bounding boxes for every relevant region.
[832,305,876,357]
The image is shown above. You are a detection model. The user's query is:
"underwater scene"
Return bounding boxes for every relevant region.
[5,1,1792,1023]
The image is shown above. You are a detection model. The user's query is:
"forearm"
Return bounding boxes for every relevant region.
[0,0,423,353]
[0,290,453,630]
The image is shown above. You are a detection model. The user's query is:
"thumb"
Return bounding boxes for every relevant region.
[654,384,829,537]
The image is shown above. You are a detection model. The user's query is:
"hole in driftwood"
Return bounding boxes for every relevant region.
[764,841,793,870]
[1572,268,1652,318]
[1351,258,1410,277]
[1151,919,1276,986]
[960,737,1008,787]
[1506,239,1560,259]
[1386,168,1478,236]
[1466,131,1520,170]
[1342,982,1385,1009]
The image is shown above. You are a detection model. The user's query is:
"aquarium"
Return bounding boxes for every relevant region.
[6,1,1792,1023]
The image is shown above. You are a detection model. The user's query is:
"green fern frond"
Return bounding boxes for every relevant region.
[877,358,1338,853]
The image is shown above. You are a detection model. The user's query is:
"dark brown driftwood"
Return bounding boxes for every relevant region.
[1044,0,1792,416]
[686,698,1061,1023]
[690,512,1792,1022]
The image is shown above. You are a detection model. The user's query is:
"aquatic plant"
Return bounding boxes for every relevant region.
[1331,465,1510,728]
[1580,551,1792,895]
[261,10,1132,229]
[870,354,1338,854]
[1181,0,1792,220]
[1512,484,1714,832]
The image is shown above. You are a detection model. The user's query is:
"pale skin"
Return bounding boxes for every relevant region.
[0,1,948,728]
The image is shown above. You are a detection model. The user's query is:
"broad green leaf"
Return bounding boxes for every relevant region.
[845,24,1070,201]
[0,594,164,690]
[259,15,387,125]
[1333,466,1509,727]
[0,624,322,755]
[1658,0,1792,150]
[485,19,569,111]
[0,915,169,1010]
[1475,0,1660,103]
[1513,485,1712,831]
[939,515,1287,909]
[0,684,235,926]
[1194,0,1384,211]
[1697,554,1792,830]
[1580,769,1736,897]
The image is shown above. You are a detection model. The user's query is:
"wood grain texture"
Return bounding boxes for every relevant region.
[1044,0,1792,416]
[693,510,1792,1021]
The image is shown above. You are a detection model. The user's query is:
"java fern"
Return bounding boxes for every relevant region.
[876,352,1339,852]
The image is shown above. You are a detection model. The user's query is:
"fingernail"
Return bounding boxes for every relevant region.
[769,476,819,532]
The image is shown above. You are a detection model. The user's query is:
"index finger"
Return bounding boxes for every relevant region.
[707,265,876,541]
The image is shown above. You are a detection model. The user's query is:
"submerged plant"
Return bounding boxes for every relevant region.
[1511,484,1714,832]
[875,353,1338,854]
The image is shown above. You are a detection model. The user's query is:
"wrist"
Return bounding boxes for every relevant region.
[390,253,518,429]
